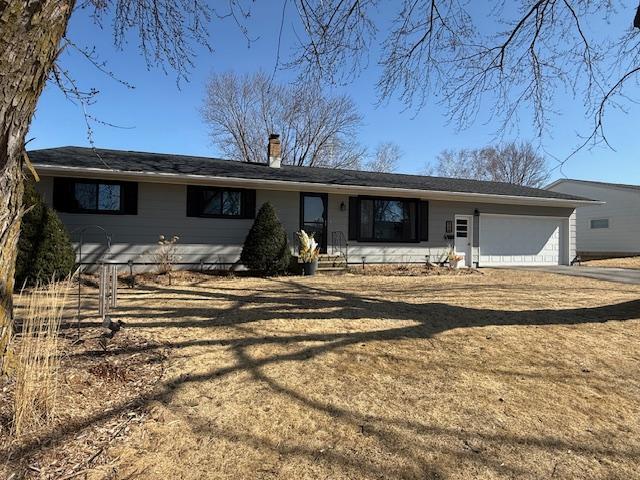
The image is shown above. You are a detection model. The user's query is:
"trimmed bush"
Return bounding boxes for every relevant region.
[15,178,76,287]
[240,202,291,275]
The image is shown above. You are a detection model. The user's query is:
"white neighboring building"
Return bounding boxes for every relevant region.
[547,179,640,258]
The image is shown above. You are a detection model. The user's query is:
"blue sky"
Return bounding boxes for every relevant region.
[29,3,638,184]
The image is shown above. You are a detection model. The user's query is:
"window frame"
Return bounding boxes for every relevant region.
[55,178,131,215]
[354,195,422,243]
[589,218,610,229]
[186,185,255,219]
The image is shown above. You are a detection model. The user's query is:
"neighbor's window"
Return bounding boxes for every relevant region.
[53,178,137,214]
[590,218,609,229]
[186,185,255,219]
[357,197,419,242]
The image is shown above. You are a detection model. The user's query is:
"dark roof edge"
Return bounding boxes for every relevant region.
[34,162,600,206]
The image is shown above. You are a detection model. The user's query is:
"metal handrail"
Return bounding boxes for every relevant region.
[330,231,349,264]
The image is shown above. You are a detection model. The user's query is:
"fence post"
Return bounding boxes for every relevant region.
[110,265,118,308]
[345,242,349,265]
[128,260,134,288]
[98,263,105,318]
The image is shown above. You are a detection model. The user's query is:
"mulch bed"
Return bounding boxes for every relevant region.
[0,323,166,479]
[347,264,483,276]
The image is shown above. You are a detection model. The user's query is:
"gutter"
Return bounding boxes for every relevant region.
[33,164,602,208]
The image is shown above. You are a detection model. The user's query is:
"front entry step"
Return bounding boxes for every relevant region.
[317,254,347,271]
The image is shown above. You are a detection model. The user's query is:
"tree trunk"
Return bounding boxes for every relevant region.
[0,0,74,374]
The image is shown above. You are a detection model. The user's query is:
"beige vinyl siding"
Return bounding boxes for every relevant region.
[37,175,575,269]
[548,181,640,255]
[37,176,299,268]
[328,194,574,264]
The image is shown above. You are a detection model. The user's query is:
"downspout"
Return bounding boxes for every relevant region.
[474,209,480,268]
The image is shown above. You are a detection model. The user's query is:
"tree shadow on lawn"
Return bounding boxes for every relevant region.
[64,277,640,333]
[7,277,640,476]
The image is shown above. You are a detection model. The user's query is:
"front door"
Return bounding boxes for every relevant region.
[454,215,473,267]
[300,193,328,253]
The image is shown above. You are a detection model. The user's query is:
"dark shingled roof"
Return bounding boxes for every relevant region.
[29,146,589,202]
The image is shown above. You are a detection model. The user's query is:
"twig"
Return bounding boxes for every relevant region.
[55,415,137,480]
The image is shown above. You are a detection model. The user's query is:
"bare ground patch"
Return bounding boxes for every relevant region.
[4,269,640,479]
[346,264,481,276]
[1,304,165,479]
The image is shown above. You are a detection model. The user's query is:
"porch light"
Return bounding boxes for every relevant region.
[340,201,346,211]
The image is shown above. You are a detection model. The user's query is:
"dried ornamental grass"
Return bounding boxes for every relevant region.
[13,279,70,437]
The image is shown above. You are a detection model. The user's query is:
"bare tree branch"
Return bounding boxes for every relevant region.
[201,71,365,168]
[427,141,550,187]
[290,0,638,154]
[365,142,402,172]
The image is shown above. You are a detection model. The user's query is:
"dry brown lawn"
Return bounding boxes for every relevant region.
[8,269,640,479]
[583,256,640,269]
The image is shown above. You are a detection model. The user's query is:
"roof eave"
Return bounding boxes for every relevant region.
[33,164,599,207]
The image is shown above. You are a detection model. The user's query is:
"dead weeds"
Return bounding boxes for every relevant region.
[0,309,165,479]
[583,256,640,269]
[3,269,640,479]
[347,263,481,276]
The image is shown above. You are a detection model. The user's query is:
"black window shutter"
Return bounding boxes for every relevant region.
[419,200,429,241]
[242,189,256,219]
[186,185,201,217]
[122,182,138,215]
[52,177,74,212]
[348,197,358,241]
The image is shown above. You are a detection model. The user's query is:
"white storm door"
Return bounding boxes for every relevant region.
[454,215,473,267]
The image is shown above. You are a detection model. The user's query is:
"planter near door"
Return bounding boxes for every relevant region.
[302,259,318,276]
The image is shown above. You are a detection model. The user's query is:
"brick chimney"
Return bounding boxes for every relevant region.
[267,133,281,168]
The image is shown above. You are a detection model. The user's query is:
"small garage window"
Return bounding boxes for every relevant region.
[455,218,468,238]
[590,218,609,229]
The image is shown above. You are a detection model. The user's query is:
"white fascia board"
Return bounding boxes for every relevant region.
[34,164,601,208]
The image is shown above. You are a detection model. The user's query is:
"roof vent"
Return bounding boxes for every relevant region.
[267,134,281,168]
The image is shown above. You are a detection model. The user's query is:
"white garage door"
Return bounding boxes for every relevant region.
[479,215,563,266]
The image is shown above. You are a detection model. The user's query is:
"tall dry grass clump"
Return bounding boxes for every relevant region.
[12,279,70,437]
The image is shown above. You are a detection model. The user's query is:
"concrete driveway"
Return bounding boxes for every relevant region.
[515,266,640,285]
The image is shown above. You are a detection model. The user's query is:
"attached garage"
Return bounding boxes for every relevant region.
[479,214,566,266]
[30,146,598,270]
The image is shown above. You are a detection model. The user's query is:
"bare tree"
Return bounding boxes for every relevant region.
[290,1,640,154]
[0,0,215,373]
[483,142,550,187]
[365,142,402,172]
[202,71,365,168]
[427,142,550,187]
[428,149,488,180]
